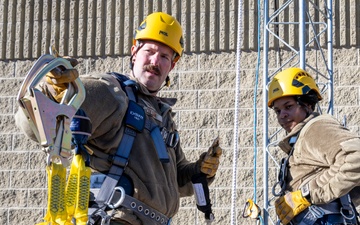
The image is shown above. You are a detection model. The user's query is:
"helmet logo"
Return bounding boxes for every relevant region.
[294,71,311,79]
[159,30,168,36]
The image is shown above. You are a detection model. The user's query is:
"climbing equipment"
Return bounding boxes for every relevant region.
[87,72,175,225]
[242,199,261,219]
[17,46,85,167]
[17,46,90,225]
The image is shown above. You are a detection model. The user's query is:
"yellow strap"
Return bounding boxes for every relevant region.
[74,154,91,225]
[65,154,80,221]
[36,155,91,224]
[36,163,67,225]
[66,154,91,225]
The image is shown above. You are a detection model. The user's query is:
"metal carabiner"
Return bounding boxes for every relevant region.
[17,54,56,107]
[242,199,261,219]
[17,46,85,167]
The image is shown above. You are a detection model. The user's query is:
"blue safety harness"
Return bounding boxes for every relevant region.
[87,73,178,225]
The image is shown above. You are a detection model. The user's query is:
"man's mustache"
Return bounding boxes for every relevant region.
[143,64,160,75]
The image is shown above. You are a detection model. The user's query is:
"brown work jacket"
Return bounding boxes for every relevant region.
[278,112,360,206]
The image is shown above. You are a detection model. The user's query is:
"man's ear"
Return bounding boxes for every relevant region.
[131,45,137,55]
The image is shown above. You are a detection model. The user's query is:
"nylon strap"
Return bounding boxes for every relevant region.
[95,127,136,204]
[36,163,67,225]
[66,154,91,225]
[295,196,358,225]
[95,78,141,205]
[151,126,170,163]
[121,193,170,224]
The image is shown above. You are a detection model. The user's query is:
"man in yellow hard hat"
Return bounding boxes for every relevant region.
[268,67,360,225]
[15,12,222,225]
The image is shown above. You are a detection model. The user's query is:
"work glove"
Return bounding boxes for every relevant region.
[200,137,222,178]
[275,190,311,225]
[45,57,79,102]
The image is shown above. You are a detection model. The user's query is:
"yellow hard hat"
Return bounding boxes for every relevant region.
[134,12,184,62]
[267,67,323,107]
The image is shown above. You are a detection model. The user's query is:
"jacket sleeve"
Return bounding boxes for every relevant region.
[304,116,360,204]
[76,73,130,173]
[173,140,197,197]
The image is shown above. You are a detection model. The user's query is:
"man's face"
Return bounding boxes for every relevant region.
[131,40,175,94]
[272,96,311,132]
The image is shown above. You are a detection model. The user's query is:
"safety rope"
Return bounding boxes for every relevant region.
[251,0,264,223]
[240,0,264,223]
[230,0,243,224]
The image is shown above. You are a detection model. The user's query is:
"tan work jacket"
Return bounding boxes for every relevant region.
[15,73,202,224]
[278,112,360,206]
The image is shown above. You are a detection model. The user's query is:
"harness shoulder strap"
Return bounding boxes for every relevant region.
[95,73,145,204]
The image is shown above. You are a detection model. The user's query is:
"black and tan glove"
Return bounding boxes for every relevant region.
[275,190,311,225]
[45,57,79,102]
[199,137,222,178]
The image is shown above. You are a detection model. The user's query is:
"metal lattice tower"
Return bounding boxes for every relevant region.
[262,1,334,224]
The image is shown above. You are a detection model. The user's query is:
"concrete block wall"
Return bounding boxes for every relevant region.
[1,1,360,225]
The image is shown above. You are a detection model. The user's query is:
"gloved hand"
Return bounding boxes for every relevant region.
[200,137,222,178]
[275,190,311,225]
[45,57,79,102]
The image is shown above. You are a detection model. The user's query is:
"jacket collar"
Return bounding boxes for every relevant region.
[278,112,320,154]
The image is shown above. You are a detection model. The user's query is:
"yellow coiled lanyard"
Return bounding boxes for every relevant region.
[37,111,91,225]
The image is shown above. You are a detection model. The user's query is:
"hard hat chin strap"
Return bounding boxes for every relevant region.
[147,76,170,94]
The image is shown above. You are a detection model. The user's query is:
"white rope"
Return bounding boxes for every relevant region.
[230,0,243,224]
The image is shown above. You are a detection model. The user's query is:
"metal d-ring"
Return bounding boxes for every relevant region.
[107,186,126,209]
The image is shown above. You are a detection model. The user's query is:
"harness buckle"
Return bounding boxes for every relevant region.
[161,127,179,148]
[309,205,325,219]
